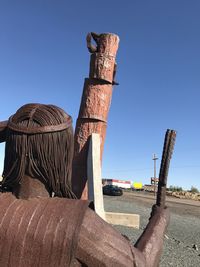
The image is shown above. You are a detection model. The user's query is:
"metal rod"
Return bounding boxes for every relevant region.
[156,129,176,207]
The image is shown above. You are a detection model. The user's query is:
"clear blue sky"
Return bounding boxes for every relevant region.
[0,0,200,190]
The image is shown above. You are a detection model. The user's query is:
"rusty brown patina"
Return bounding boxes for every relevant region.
[135,129,176,267]
[72,32,119,200]
[0,121,176,266]
[0,33,177,267]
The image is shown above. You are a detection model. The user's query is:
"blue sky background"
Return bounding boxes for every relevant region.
[0,0,200,190]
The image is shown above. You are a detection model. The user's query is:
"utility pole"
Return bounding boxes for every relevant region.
[152,153,158,196]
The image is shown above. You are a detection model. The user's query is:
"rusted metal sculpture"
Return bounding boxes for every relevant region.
[0,194,91,267]
[0,34,177,266]
[156,129,176,208]
[72,32,119,199]
[0,103,75,199]
[0,103,176,267]
[135,129,176,267]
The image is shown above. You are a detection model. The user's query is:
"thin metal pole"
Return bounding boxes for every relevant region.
[152,154,158,196]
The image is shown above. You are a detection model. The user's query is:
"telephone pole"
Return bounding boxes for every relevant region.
[152,153,158,196]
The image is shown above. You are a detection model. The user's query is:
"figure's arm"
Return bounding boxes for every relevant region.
[76,206,170,267]
[77,207,146,267]
[74,129,176,267]
[76,130,176,267]
[135,206,170,267]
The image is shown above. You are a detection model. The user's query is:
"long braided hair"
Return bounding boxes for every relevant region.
[1,103,75,198]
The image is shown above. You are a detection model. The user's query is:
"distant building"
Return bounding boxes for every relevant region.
[102,179,131,189]
[143,177,159,192]
[151,177,159,185]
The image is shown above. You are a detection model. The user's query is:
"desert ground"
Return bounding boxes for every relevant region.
[104,191,200,267]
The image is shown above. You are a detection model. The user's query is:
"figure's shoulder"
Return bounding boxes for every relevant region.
[0,196,92,266]
[0,194,92,213]
[0,195,92,230]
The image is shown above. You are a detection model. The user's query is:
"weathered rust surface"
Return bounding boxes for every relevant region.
[0,107,177,267]
[0,103,75,199]
[135,129,176,267]
[89,53,116,83]
[78,79,113,123]
[88,32,119,84]
[135,206,170,267]
[0,193,141,267]
[156,129,176,208]
[77,206,145,267]
[0,32,177,266]
[72,32,119,199]
[0,193,90,267]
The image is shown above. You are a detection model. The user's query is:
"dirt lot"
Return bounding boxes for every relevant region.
[104,191,200,267]
[124,191,200,217]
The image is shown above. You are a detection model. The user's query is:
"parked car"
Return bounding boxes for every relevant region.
[103,185,123,196]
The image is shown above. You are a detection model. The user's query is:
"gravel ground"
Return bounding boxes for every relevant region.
[103,192,200,267]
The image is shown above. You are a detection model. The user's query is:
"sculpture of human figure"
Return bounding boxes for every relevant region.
[0,103,169,267]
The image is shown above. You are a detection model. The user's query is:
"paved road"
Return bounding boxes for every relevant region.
[104,192,200,267]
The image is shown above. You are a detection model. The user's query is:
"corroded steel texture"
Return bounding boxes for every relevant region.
[78,207,138,266]
[0,193,144,267]
[88,33,119,84]
[78,79,113,122]
[135,129,176,267]
[74,120,107,164]
[89,53,116,83]
[0,192,171,267]
[87,32,119,56]
[72,32,119,199]
[72,119,107,200]
[135,206,170,267]
[0,193,90,267]
[157,129,176,207]
[0,103,74,199]
[0,129,176,267]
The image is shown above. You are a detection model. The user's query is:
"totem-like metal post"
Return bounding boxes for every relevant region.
[72,32,120,199]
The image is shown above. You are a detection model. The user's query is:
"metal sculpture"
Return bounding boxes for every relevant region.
[0,103,75,199]
[72,32,119,199]
[0,103,176,266]
[0,194,91,267]
[156,129,176,208]
[0,33,177,266]
[135,129,176,267]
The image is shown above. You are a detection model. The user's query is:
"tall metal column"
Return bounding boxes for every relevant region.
[72,32,120,199]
